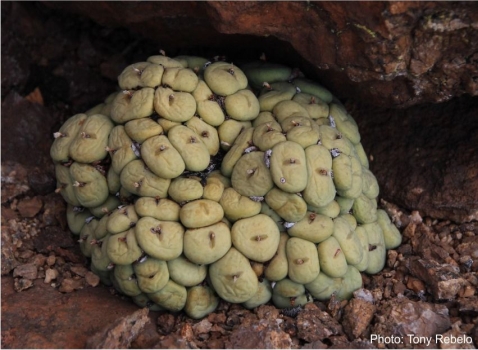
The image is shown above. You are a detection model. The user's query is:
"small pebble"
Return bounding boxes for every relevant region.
[70,265,88,277]
[46,255,56,266]
[44,268,59,284]
[85,271,100,287]
[59,278,83,293]
[13,263,38,280]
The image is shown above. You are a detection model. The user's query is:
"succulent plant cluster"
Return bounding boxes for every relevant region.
[50,54,402,318]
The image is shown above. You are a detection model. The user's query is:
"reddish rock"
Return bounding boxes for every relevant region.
[1,225,20,275]
[43,1,478,108]
[225,318,292,349]
[59,278,84,293]
[438,322,475,349]
[17,196,43,218]
[85,308,150,349]
[409,258,467,300]
[85,271,100,287]
[359,96,478,223]
[13,263,38,280]
[457,296,478,314]
[13,278,34,292]
[296,303,343,343]
[1,276,159,349]
[371,298,451,348]
[342,289,376,339]
[1,162,29,204]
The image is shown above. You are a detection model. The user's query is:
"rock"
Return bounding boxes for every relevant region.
[456,239,478,260]
[193,319,212,335]
[31,254,46,268]
[17,197,43,218]
[32,226,76,254]
[85,308,150,349]
[59,278,83,293]
[296,303,343,343]
[302,339,328,349]
[225,318,292,349]
[27,167,56,196]
[1,92,56,168]
[1,162,29,204]
[409,258,467,300]
[70,265,89,277]
[342,289,376,339]
[46,255,56,266]
[1,275,149,349]
[157,313,177,335]
[1,225,20,275]
[44,268,59,283]
[13,263,38,280]
[85,271,100,287]
[359,96,478,223]
[1,206,18,222]
[130,321,161,349]
[14,278,34,292]
[438,322,475,349]
[406,277,426,294]
[41,194,67,228]
[43,2,478,108]
[371,298,451,348]
[457,296,478,314]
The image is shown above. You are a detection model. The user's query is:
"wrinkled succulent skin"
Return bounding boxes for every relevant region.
[51,55,402,318]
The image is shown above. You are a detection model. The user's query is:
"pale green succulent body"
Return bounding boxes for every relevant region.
[50,55,401,318]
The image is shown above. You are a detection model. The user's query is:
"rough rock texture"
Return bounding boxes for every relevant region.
[85,308,150,349]
[43,1,478,108]
[371,298,452,348]
[358,96,478,223]
[1,2,478,349]
[0,276,158,349]
[409,258,467,300]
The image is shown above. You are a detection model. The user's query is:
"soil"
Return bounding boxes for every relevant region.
[1,2,477,349]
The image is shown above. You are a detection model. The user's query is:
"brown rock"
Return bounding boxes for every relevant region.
[342,289,376,339]
[30,254,46,268]
[46,255,56,266]
[256,304,280,320]
[193,319,212,335]
[1,92,56,168]
[32,226,76,254]
[157,313,177,335]
[410,258,467,300]
[14,277,34,292]
[225,319,292,349]
[438,322,475,349]
[13,263,38,280]
[296,303,343,343]
[130,321,161,349]
[371,298,451,348]
[407,277,426,294]
[85,308,150,349]
[44,2,478,108]
[359,97,478,223]
[17,196,43,218]
[44,268,59,284]
[456,239,478,260]
[85,271,100,287]
[1,162,29,204]
[457,296,478,314]
[1,275,151,349]
[70,265,89,277]
[1,225,19,275]
[1,206,18,222]
[59,278,83,293]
